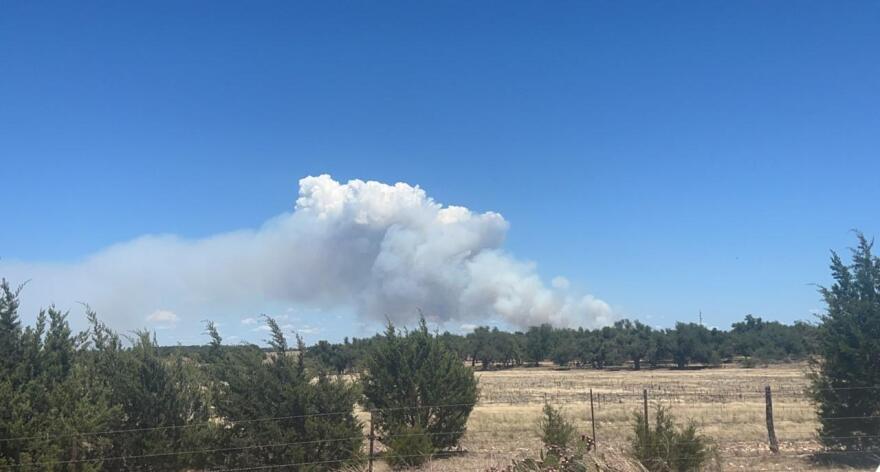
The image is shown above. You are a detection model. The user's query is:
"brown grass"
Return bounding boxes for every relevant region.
[363,363,879,471]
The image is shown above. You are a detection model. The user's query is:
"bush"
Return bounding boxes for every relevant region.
[539,402,577,450]
[363,317,478,451]
[487,403,594,472]
[385,424,434,469]
[488,440,642,472]
[630,405,717,472]
[493,450,591,472]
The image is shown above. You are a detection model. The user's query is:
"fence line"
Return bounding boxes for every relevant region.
[3,384,880,470]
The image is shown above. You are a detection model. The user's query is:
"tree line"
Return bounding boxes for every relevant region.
[304,315,817,375]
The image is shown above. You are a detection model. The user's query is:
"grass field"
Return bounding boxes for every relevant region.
[367,363,879,471]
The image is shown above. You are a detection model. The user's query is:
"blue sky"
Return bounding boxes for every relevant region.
[1,1,879,344]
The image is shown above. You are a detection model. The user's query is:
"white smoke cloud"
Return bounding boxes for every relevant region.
[1,175,614,333]
[145,309,179,331]
[146,309,179,324]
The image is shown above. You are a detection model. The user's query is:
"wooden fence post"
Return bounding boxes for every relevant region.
[369,410,375,472]
[589,388,597,451]
[765,386,780,453]
[642,389,649,445]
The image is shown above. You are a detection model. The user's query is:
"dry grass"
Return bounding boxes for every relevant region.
[365,363,880,471]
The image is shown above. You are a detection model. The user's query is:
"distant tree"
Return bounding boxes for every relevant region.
[468,326,497,369]
[793,320,819,355]
[811,234,880,450]
[730,314,813,364]
[646,329,670,368]
[466,326,524,369]
[616,320,654,370]
[362,317,478,451]
[472,328,523,368]
[309,339,354,374]
[495,330,524,367]
[526,324,554,366]
[550,330,579,367]
[438,331,470,362]
[670,323,717,368]
[730,314,763,358]
[580,326,624,369]
[575,329,593,367]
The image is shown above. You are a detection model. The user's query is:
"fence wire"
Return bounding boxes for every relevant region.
[2,385,880,471]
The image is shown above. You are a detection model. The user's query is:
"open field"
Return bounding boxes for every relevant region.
[367,363,878,471]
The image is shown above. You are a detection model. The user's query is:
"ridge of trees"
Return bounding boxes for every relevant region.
[303,316,817,374]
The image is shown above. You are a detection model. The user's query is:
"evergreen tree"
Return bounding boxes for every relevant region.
[0,298,120,469]
[539,402,576,450]
[0,279,23,377]
[362,317,478,451]
[812,233,880,450]
[207,316,363,468]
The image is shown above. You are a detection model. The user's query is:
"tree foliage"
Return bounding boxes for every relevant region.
[397,317,815,372]
[0,280,207,470]
[0,282,363,470]
[205,316,363,468]
[362,317,479,451]
[811,233,880,450]
[539,403,576,451]
[631,405,717,472]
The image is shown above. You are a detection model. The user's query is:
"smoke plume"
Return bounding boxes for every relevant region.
[2,175,613,333]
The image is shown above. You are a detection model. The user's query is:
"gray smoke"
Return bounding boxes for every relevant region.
[2,175,614,332]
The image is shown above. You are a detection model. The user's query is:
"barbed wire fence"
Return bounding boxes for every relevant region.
[1,386,880,471]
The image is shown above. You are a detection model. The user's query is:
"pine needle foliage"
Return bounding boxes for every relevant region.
[539,402,577,450]
[384,424,434,469]
[205,316,363,469]
[362,316,478,452]
[630,405,716,472]
[811,233,880,450]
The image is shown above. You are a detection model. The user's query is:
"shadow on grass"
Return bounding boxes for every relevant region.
[809,450,880,470]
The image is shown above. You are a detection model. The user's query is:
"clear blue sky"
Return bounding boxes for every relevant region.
[2,1,879,343]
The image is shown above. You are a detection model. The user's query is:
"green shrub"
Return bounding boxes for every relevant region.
[385,424,434,469]
[539,402,576,451]
[363,317,478,451]
[630,405,717,472]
